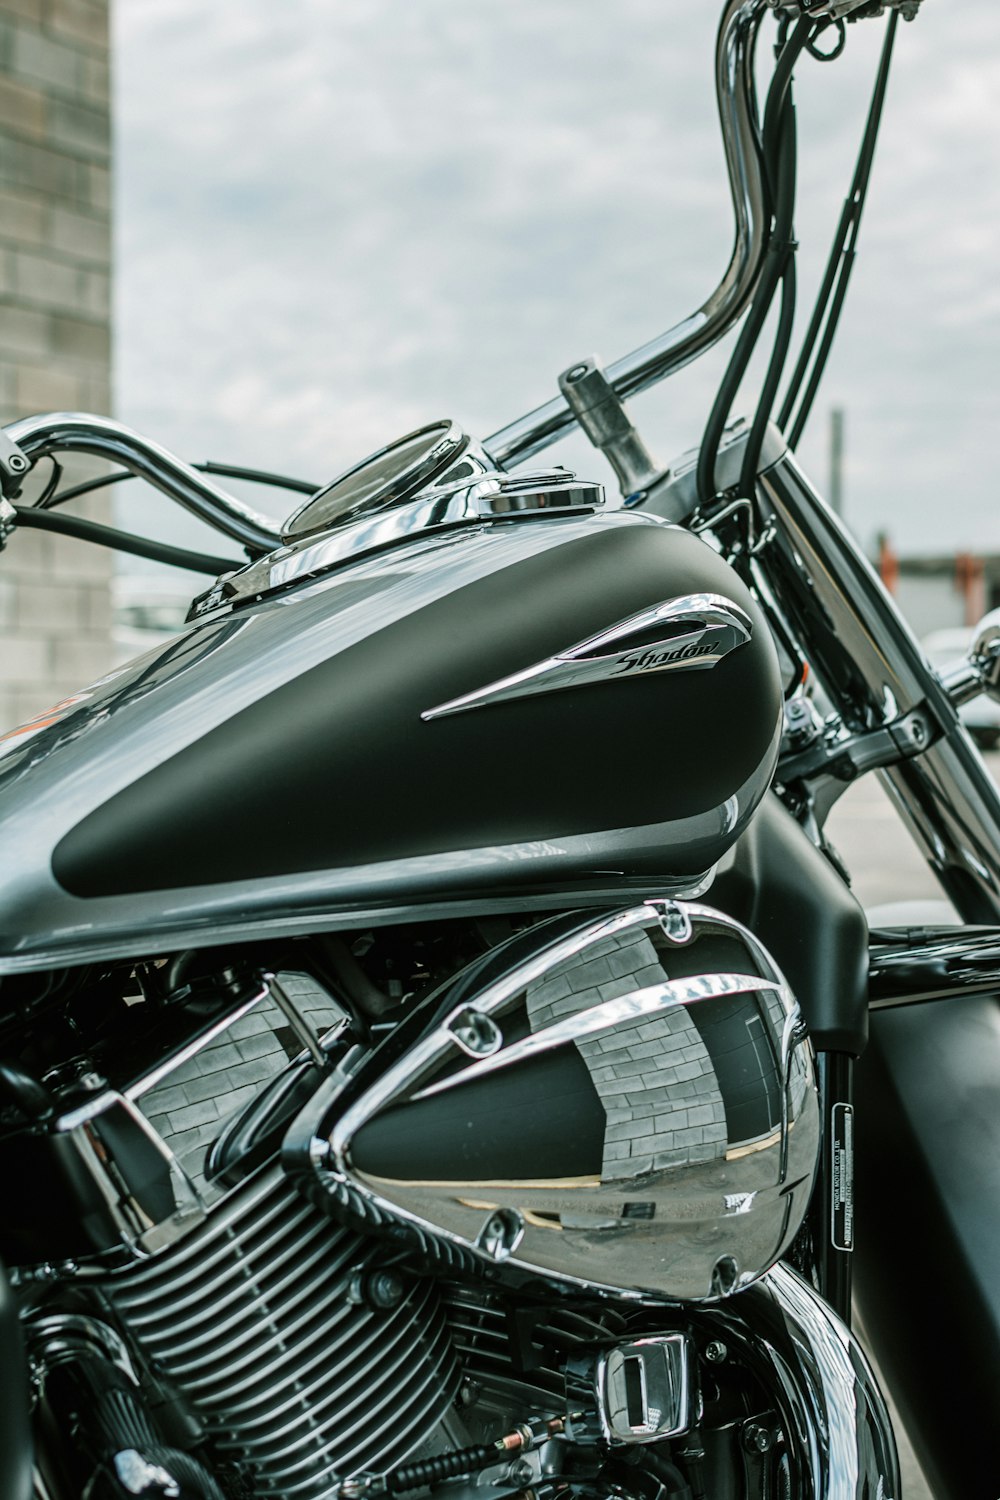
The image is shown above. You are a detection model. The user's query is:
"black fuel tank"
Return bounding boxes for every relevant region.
[0,510,782,970]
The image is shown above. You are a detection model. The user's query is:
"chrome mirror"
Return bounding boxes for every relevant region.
[937,608,1000,709]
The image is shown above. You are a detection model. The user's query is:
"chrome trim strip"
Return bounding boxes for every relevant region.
[483,0,769,467]
[5,412,279,553]
[201,471,604,617]
[422,593,751,719]
[415,971,780,1099]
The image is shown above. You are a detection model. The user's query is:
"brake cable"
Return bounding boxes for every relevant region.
[696,15,816,510]
[778,10,899,446]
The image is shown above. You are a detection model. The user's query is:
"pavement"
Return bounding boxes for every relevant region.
[817,757,1000,1498]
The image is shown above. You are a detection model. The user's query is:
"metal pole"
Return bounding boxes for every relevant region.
[829,406,844,517]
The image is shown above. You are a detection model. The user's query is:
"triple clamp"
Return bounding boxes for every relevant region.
[778,703,938,784]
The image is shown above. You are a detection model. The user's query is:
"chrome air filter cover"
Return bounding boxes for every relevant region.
[293,898,820,1305]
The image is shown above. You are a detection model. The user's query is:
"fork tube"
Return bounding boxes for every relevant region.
[754,440,1000,924]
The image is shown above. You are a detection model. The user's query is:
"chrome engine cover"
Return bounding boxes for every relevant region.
[295,899,820,1304]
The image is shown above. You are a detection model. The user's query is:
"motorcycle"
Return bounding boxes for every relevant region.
[0,0,994,1495]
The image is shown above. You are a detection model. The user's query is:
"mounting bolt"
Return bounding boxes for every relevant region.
[742,1423,774,1454]
[704,1340,728,1364]
[348,1268,405,1310]
[367,1271,405,1309]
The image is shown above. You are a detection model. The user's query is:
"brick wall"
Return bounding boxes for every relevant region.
[526,926,729,1179]
[0,0,113,733]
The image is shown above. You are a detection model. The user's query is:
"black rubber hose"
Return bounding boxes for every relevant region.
[12,504,243,575]
[386,1445,499,1493]
[104,1445,227,1500]
[619,1445,693,1497]
[0,1060,53,1121]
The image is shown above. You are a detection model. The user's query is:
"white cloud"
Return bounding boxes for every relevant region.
[113,0,1000,556]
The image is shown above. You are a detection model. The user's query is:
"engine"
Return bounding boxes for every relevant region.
[0,910,821,1500]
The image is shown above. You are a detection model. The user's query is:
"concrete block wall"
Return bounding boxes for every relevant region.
[0,0,114,733]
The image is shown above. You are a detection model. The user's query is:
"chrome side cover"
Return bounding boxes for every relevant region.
[295,898,819,1304]
[422,594,751,719]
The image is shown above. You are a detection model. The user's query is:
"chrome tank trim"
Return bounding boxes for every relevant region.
[195,471,605,619]
[422,593,751,719]
[710,1264,900,1500]
[5,411,279,554]
[484,0,769,468]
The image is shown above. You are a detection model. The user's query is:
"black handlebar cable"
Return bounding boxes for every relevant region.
[37,459,318,511]
[696,15,816,509]
[13,505,243,575]
[778,9,898,446]
[35,455,63,509]
[738,94,799,508]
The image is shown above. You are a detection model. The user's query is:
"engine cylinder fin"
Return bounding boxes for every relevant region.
[105,1163,459,1499]
[444,1288,628,1401]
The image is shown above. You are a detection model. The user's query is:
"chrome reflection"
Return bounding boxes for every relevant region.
[566,1334,696,1446]
[213,469,604,615]
[319,899,819,1303]
[711,1264,901,1500]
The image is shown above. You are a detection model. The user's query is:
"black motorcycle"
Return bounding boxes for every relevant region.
[0,0,995,1496]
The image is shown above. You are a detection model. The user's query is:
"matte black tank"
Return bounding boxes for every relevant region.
[0,506,781,973]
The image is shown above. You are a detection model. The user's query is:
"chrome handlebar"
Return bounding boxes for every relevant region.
[3,0,771,545]
[484,0,770,468]
[4,411,281,555]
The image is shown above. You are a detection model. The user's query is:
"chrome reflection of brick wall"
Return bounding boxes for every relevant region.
[527,925,728,1177]
[141,975,345,1191]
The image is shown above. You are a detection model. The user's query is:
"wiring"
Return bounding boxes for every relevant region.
[15,456,317,572]
[778,10,899,446]
[36,459,318,511]
[696,14,816,510]
[13,506,243,575]
[35,456,64,510]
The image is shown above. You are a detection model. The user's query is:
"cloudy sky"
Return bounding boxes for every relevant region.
[113,1,1000,561]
